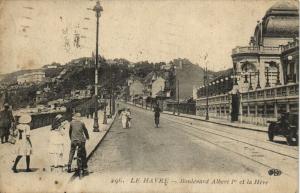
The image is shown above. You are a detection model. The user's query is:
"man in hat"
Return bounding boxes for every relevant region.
[0,103,15,143]
[67,113,89,176]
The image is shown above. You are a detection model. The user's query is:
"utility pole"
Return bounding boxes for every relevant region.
[177,79,180,115]
[205,67,209,120]
[92,1,103,132]
[109,63,112,117]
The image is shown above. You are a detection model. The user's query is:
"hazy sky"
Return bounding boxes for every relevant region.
[0,0,290,73]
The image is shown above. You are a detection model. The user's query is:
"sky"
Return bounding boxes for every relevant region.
[0,0,291,73]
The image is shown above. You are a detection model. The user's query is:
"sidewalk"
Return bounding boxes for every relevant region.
[126,102,268,132]
[0,111,116,193]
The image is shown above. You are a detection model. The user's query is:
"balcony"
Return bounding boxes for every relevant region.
[282,40,299,52]
[196,83,298,105]
[232,46,282,55]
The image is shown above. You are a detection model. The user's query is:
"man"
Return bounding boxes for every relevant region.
[67,113,89,177]
[0,103,15,143]
[153,103,161,128]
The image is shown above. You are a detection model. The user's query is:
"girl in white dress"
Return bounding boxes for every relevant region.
[11,114,32,173]
[49,114,67,171]
[120,110,129,129]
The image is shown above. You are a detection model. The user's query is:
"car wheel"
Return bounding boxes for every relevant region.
[268,132,274,142]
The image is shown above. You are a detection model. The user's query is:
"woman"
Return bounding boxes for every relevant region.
[120,109,129,129]
[11,114,32,173]
[48,114,67,171]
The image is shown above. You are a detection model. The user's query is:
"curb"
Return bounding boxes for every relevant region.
[87,114,117,161]
[69,114,117,181]
[125,102,267,133]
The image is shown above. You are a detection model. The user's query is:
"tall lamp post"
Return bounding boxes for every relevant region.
[177,79,180,115]
[205,67,209,120]
[92,1,103,132]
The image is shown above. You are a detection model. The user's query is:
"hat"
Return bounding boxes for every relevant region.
[55,114,63,121]
[19,114,32,124]
[4,103,9,107]
[72,113,81,119]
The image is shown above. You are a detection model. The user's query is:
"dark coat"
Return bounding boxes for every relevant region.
[0,109,15,128]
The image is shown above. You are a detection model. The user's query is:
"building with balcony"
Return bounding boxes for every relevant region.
[196,1,299,126]
[231,1,298,92]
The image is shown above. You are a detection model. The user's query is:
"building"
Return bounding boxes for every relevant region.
[151,77,166,98]
[129,79,144,98]
[196,2,299,126]
[17,71,46,85]
[70,89,91,100]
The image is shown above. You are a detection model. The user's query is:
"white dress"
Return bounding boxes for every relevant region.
[121,111,129,129]
[48,122,67,167]
[15,124,32,156]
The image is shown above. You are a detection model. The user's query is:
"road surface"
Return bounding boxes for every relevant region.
[88,104,298,178]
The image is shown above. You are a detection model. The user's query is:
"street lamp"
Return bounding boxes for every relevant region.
[265,62,271,87]
[205,67,209,120]
[287,55,293,84]
[92,0,103,132]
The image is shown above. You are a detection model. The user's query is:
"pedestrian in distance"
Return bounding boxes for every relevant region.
[11,114,32,173]
[67,113,89,177]
[48,114,68,172]
[126,108,132,128]
[154,103,161,128]
[120,108,130,129]
[0,103,15,144]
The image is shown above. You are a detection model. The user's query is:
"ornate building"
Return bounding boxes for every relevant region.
[196,2,299,126]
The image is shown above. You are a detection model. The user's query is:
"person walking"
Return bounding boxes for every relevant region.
[67,113,89,177]
[154,103,161,128]
[120,109,129,129]
[11,114,32,173]
[126,108,132,128]
[0,103,15,143]
[49,114,67,172]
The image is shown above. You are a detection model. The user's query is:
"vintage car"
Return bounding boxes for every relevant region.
[267,113,298,146]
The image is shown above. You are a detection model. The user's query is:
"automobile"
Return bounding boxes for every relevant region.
[267,113,298,146]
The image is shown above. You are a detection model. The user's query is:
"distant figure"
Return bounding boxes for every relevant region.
[154,103,161,128]
[49,114,68,171]
[120,109,130,129]
[67,113,89,177]
[127,108,132,128]
[120,109,128,129]
[0,103,15,143]
[12,114,32,173]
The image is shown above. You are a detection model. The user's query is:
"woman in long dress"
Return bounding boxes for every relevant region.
[48,114,67,171]
[11,114,32,173]
[120,110,129,129]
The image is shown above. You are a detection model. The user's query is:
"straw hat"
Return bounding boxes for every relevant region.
[19,114,32,124]
[72,113,81,120]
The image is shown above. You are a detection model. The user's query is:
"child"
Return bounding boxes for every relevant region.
[11,114,33,173]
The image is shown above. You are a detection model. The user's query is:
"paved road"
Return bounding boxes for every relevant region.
[88,104,298,177]
[82,104,298,193]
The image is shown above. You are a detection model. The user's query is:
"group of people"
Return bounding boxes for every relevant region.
[0,102,90,177]
[48,112,90,176]
[120,108,132,129]
[118,103,162,129]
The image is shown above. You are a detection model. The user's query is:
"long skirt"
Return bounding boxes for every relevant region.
[49,143,64,167]
[122,118,127,129]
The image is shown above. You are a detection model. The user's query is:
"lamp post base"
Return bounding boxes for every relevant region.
[93,117,100,132]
